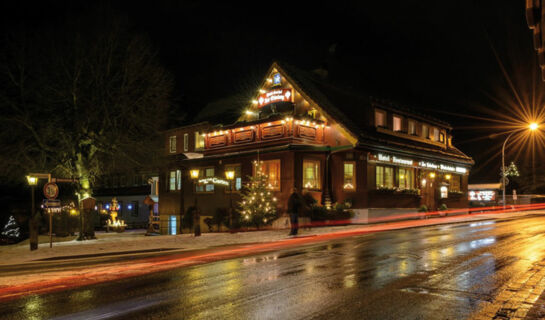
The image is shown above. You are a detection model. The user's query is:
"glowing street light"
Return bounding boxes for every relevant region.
[26,175,38,251]
[225,170,235,229]
[190,169,201,237]
[499,123,540,208]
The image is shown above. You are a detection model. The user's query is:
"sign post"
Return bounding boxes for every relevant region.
[43,182,59,248]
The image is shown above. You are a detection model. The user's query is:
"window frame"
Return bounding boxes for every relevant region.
[168,169,182,192]
[396,167,415,190]
[224,164,242,193]
[254,159,281,191]
[374,109,387,128]
[169,135,177,153]
[393,115,403,132]
[376,165,394,188]
[195,131,205,151]
[408,120,416,135]
[195,167,215,193]
[422,124,429,139]
[302,159,321,190]
[343,161,356,191]
[183,133,189,152]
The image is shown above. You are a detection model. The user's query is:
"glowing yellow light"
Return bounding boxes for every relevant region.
[445,174,451,180]
[225,170,235,180]
[259,89,266,93]
[530,122,539,131]
[429,172,436,179]
[70,209,78,215]
[252,100,258,104]
[190,169,200,179]
[26,176,38,186]
[246,110,255,116]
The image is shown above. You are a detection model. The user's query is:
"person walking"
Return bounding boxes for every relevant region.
[287,187,303,236]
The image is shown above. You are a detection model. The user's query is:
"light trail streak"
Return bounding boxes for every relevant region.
[1,203,544,302]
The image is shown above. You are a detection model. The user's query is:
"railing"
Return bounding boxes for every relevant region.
[203,117,327,150]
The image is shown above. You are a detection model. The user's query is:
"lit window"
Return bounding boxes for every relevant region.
[303,160,321,189]
[343,162,356,190]
[440,186,448,198]
[169,136,177,153]
[196,168,215,193]
[376,165,394,188]
[433,128,440,141]
[225,164,242,191]
[169,169,182,191]
[184,133,189,152]
[439,132,445,143]
[195,131,205,150]
[449,175,461,192]
[375,109,386,127]
[256,160,281,191]
[393,116,402,132]
[422,125,429,139]
[397,167,414,189]
[408,120,416,135]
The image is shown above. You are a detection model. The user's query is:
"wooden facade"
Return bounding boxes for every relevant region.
[159,62,474,234]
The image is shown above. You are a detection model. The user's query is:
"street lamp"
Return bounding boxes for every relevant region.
[225,170,235,229]
[26,175,38,251]
[189,169,201,236]
[500,123,539,208]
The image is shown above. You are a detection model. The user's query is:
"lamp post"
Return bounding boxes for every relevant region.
[26,176,38,251]
[500,123,539,208]
[225,170,235,229]
[189,169,201,236]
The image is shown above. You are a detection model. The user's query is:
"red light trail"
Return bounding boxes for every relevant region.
[0,203,544,302]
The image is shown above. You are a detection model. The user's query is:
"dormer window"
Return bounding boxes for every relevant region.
[375,109,386,127]
[432,128,440,141]
[408,120,416,135]
[422,125,429,139]
[393,115,402,132]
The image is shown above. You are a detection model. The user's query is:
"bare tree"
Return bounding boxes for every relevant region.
[0,15,173,201]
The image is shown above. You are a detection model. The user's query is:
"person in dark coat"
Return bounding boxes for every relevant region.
[287,187,303,236]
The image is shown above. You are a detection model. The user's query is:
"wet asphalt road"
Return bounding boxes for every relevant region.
[3,215,545,320]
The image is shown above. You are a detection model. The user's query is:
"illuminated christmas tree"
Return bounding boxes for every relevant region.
[505,162,520,177]
[238,160,277,228]
[1,215,21,240]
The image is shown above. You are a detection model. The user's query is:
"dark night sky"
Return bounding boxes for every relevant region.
[1,1,539,183]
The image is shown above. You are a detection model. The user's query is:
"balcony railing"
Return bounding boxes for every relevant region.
[203,116,327,151]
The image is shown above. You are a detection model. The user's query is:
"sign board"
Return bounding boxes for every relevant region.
[257,89,293,108]
[468,190,496,201]
[369,153,468,174]
[43,182,59,199]
[43,199,61,208]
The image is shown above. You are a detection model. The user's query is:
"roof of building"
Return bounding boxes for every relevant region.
[185,60,473,164]
[273,61,473,164]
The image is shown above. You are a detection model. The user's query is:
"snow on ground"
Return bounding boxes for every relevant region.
[0,210,543,267]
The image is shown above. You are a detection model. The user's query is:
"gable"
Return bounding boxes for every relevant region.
[238,62,359,146]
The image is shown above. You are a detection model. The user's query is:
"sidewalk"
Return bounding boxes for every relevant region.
[1,209,543,267]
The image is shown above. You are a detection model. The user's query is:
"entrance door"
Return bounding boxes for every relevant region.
[420,174,436,211]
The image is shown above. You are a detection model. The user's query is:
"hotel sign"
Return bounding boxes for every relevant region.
[469,190,495,201]
[370,153,468,174]
[257,89,293,108]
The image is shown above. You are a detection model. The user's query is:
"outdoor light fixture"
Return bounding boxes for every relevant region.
[225,170,235,180]
[26,176,38,186]
[445,174,451,180]
[429,172,436,179]
[190,169,200,180]
[530,122,539,131]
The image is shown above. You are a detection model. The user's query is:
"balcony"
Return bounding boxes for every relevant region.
[203,115,327,154]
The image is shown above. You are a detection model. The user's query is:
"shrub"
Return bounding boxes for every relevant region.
[439,203,448,211]
[418,205,428,212]
[309,205,329,221]
[203,217,214,232]
[213,208,229,231]
[183,206,197,229]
